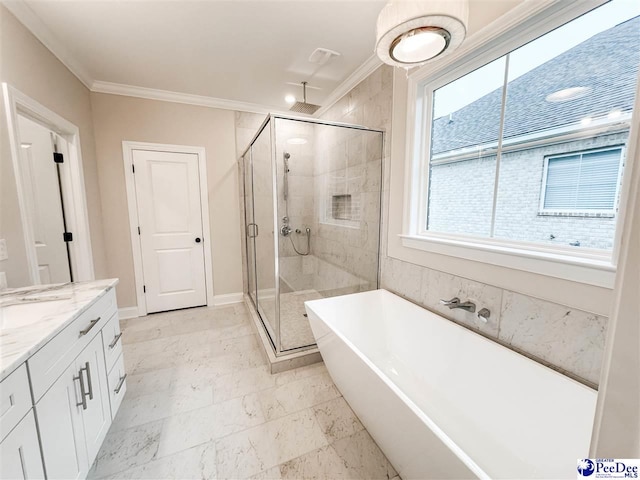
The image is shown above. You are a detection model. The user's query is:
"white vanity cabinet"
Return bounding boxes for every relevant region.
[0,365,44,480]
[0,412,45,480]
[37,333,111,479]
[0,281,126,480]
[36,363,88,480]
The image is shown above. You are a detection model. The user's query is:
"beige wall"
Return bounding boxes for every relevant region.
[90,93,243,307]
[0,5,107,287]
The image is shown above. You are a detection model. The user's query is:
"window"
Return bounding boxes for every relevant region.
[541,148,623,215]
[417,0,640,254]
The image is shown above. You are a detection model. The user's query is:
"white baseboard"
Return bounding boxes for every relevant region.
[213,292,244,306]
[118,306,140,320]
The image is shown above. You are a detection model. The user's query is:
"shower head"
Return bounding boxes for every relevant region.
[289,82,321,115]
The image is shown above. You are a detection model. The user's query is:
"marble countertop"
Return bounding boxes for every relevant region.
[0,279,119,381]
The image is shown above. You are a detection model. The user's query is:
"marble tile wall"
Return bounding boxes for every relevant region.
[318,65,608,387]
[310,121,383,290]
[273,119,316,260]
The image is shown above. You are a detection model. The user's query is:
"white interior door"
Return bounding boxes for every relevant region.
[133,149,207,313]
[17,115,71,284]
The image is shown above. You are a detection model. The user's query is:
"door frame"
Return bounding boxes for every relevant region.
[122,141,214,316]
[2,83,95,284]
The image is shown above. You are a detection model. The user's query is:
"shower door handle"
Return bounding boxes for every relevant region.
[247,223,259,238]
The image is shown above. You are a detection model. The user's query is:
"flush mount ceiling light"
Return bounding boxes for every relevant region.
[285,94,296,104]
[287,137,308,145]
[376,0,469,67]
[545,86,592,103]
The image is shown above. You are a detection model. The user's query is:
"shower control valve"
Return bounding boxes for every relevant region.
[280,224,293,237]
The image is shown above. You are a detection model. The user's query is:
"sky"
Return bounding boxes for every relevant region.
[433,0,640,118]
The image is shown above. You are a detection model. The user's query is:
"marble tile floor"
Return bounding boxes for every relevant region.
[89,303,399,480]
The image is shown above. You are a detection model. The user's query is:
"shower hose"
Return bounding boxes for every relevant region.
[290,228,311,256]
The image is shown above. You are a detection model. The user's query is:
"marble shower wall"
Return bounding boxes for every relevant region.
[273,119,316,261]
[318,65,607,387]
[310,122,383,292]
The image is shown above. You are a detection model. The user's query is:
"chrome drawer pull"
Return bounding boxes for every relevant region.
[109,332,123,349]
[73,371,87,410]
[114,374,127,395]
[84,362,93,400]
[79,317,100,337]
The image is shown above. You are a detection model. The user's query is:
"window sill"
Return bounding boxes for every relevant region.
[399,233,616,289]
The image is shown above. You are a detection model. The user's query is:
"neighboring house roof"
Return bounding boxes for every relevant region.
[432,16,640,155]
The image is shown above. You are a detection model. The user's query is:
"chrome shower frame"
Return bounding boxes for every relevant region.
[240,113,385,357]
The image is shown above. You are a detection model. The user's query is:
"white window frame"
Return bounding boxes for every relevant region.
[398,0,639,289]
[538,146,624,217]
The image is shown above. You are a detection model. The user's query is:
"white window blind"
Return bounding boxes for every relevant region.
[543,148,621,212]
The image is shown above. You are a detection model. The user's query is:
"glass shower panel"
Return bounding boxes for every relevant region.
[274,118,383,351]
[242,152,257,307]
[252,123,278,347]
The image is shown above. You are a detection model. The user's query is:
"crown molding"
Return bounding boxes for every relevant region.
[314,54,383,118]
[4,0,384,117]
[91,81,286,115]
[2,0,94,89]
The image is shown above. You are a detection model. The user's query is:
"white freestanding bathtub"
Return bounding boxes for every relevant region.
[305,289,597,480]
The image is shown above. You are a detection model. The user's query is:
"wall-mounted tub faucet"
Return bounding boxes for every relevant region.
[439,297,476,313]
[477,308,491,323]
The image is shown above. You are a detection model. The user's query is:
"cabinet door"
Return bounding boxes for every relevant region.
[36,365,88,480]
[0,411,45,480]
[76,333,111,465]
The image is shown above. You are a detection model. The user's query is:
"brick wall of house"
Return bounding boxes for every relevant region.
[428,131,629,249]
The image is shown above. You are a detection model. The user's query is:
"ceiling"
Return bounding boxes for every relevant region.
[7,0,389,111]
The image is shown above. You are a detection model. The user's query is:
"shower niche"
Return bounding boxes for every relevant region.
[241,114,383,356]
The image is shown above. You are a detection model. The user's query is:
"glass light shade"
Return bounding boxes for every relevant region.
[390,27,449,63]
[375,0,468,67]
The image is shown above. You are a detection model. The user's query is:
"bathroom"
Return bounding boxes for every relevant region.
[0,0,638,478]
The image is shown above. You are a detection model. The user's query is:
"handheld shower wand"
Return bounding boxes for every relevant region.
[283,152,290,202]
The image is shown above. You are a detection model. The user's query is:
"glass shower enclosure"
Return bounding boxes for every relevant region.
[241,114,383,355]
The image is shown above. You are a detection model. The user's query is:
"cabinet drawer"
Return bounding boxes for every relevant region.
[29,289,116,402]
[0,364,32,442]
[101,312,122,373]
[0,410,45,480]
[107,354,126,420]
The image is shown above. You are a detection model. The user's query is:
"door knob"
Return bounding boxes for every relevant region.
[195,237,201,243]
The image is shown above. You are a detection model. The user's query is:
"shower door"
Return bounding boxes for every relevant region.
[243,151,257,307]
[243,114,383,357]
[246,122,279,349]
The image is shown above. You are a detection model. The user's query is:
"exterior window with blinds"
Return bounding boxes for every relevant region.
[541,148,622,215]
